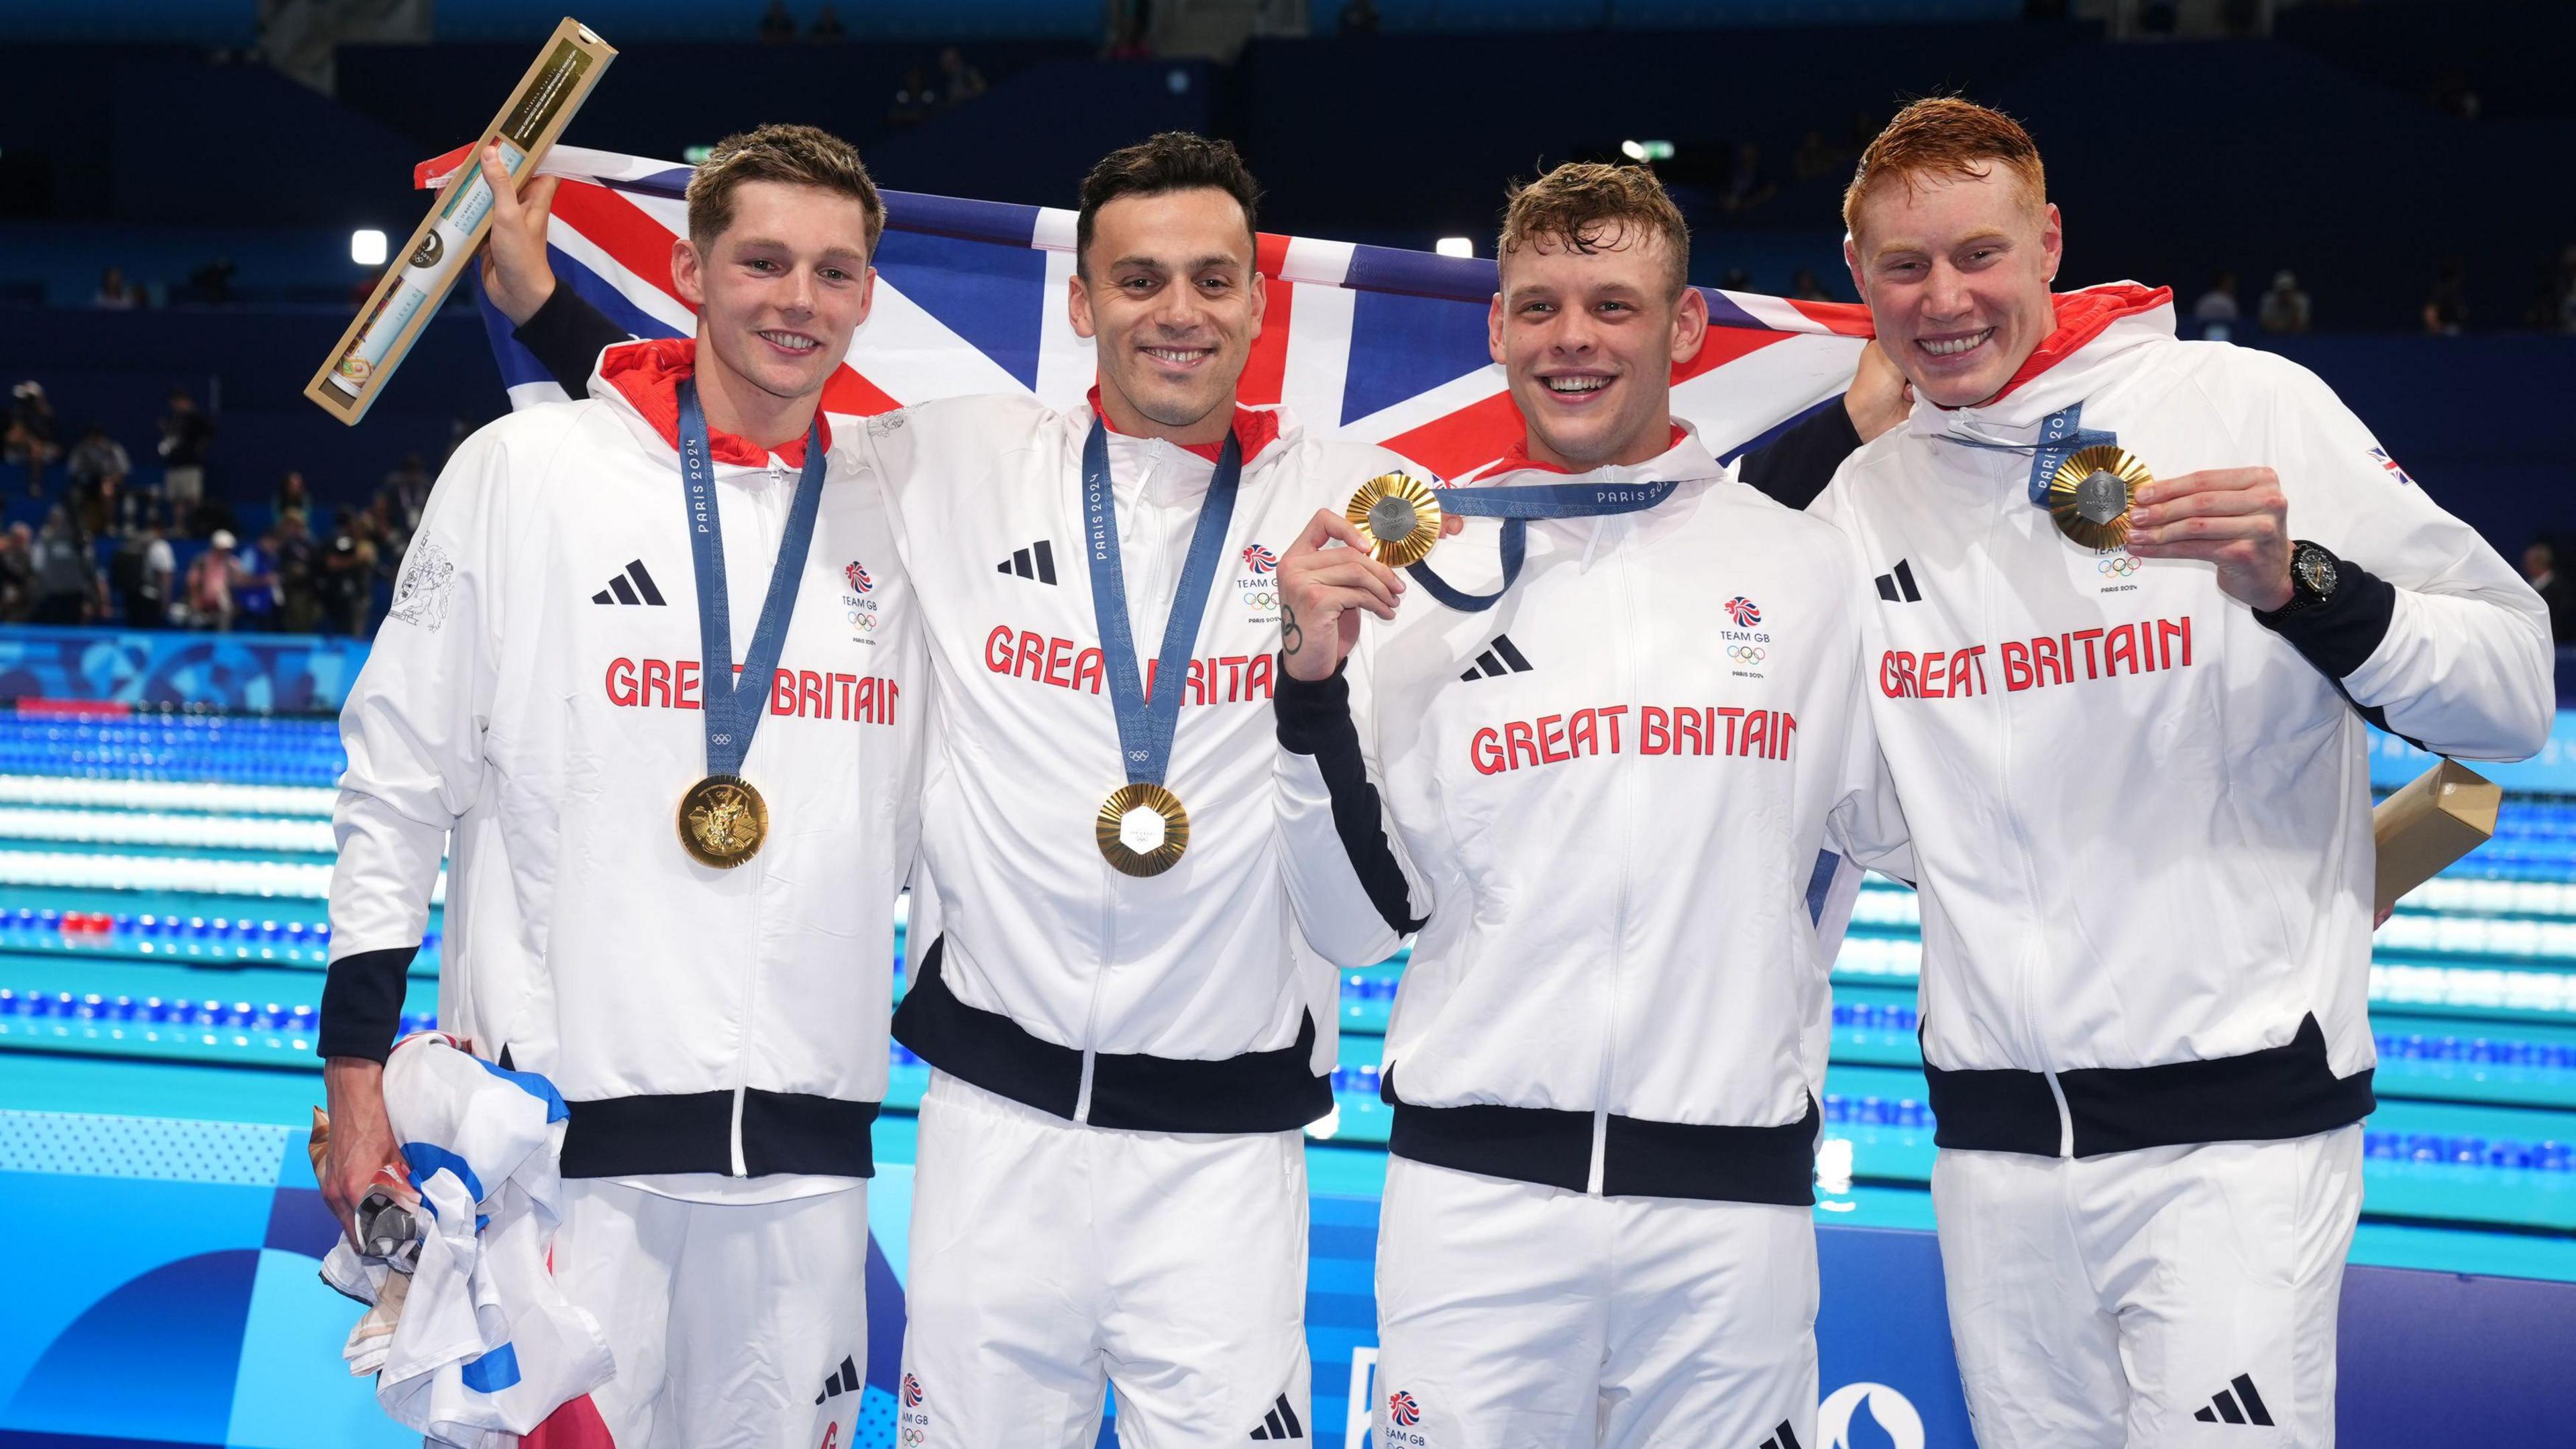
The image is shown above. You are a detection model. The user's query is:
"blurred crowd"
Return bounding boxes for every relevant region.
[0,377,427,639]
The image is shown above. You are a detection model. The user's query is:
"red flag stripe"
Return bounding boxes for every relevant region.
[1782,298,1877,337]
[1238,280,1295,408]
[552,181,901,413]
[1379,390,1527,480]
[1672,323,1795,385]
[549,182,695,313]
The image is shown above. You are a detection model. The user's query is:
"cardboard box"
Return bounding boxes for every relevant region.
[2373,758,2501,916]
[305,19,615,425]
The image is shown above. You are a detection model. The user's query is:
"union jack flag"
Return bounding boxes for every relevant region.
[1387,1390,1421,1427]
[2369,446,2416,488]
[846,560,873,594]
[1725,596,1762,628]
[417,145,1872,478]
[1241,543,1281,574]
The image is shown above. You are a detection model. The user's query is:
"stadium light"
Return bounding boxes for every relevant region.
[350,229,388,266]
[1434,237,1474,259]
[1619,140,1675,162]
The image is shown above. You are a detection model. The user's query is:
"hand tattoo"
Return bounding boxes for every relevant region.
[1281,600,1305,659]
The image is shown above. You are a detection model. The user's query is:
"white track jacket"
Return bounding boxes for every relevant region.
[324,339,923,1186]
[1809,287,2553,1158]
[852,392,1419,1133]
[1275,427,1913,1202]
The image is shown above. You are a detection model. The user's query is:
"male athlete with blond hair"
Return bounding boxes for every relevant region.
[1815,97,2552,1446]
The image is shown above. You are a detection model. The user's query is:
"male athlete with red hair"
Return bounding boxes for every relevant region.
[1816,97,2552,1447]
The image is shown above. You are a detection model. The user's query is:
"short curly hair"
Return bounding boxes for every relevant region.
[1497,162,1691,299]
[685,123,885,256]
[1842,97,2045,240]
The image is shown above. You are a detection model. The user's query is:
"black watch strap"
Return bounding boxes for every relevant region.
[2255,541,2396,680]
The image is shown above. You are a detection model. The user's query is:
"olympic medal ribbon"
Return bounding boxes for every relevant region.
[1942,401,2121,506]
[1941,400,2151,549]
[1080,419,1243,876]
[674,378,827,865]
[1405,480,1681,612]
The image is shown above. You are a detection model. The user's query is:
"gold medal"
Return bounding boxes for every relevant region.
[1346,472,1444,568]
[678,773,769,869]
[2046,444,2153,551]
[1095,782,1190,877]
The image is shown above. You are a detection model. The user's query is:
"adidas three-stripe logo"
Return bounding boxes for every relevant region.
[2193,1373,2275,1426]
[1458,633,1534,682]
[998,539,1059,585]
[811,1354,861,1405]
[591,559,667,606]
[1757,1419,1805,1449]
[1246,1392,1305,1440]
[1874,558,1922,603]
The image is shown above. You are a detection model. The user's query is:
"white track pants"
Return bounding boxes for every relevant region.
[547,1179,871,1449]
[1371,1157,1819,1449]
[897,1071,1312,1448]
[1933,1125,2364,1448]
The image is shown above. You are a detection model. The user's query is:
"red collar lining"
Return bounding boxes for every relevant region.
[1979,284,2174,405]
[1085,385,1280,463]
[598,337,833,468]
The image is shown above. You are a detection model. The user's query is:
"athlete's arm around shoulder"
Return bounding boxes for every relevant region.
[837,392,1061,550]
[1802,419,1911,535]
[2184,346,2551,760]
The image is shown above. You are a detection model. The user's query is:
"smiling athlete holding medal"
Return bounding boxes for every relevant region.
[1272,162,1915,1449]
[1813,97,2554,1448]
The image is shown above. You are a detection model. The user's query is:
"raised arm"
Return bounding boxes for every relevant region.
[473,140,629,398]
[1274,508,1427,967]
[1737,340,1909,510]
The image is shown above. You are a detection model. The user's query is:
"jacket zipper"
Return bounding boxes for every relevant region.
[1075,442,1172,1121]
[726,455,792,1173]
[1976,457,2073,1158]
[1587,520,1633,1195]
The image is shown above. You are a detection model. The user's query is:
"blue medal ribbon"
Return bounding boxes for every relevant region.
[1081,419,1243,790]
[1406,479,1680,612]
[677,378,828,779]
[1943,401,2119,508]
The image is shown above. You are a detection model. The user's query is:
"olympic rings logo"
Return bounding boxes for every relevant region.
[1727,645,1766,663]
[1242,590,1279,608]
[2097,555,2142,577]
[848,610,878,630]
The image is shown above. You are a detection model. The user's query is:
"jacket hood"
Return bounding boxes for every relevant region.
[1081,384,1289,466]
[1910,282,2176,441]
[591,337,833,468]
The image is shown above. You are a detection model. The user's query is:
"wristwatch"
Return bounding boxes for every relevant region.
[2267,539,2341,617]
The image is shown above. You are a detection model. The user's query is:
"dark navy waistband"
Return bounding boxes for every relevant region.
[892,937,1334,1134]
[1383,1070,1821,1205]
[1923,1012,2375,1158]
